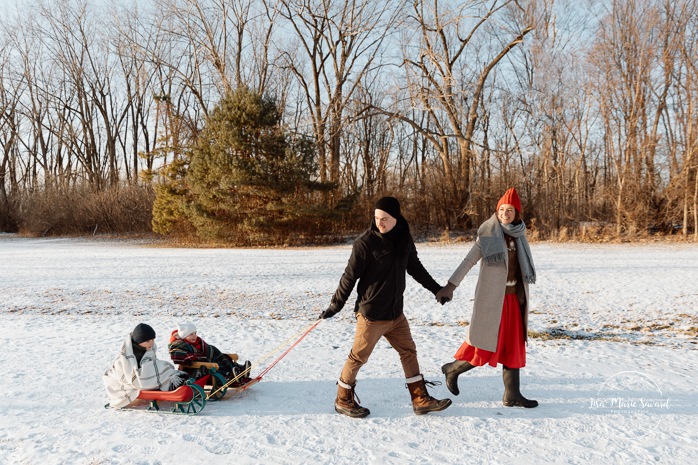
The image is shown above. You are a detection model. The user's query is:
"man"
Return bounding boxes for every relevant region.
[320,196,451,418]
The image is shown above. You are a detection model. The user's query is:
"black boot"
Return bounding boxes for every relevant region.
[441,360,475,396]
[502,366,538,408]
[240,360,252,377]
[229,361,252,386]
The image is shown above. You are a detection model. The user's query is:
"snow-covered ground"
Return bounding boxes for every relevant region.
[0,235,696,464]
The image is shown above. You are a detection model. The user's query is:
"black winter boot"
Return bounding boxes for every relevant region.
[441,360,475,396]
[229,361,252,386]
[240,360,252,377]
[502,366,538,408]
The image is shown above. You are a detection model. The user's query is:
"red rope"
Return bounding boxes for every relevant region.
[256,320,321,379]
[207,320,322,399]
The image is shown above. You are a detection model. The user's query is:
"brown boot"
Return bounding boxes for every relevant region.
[335,379,370,418]
[406,374,452,415]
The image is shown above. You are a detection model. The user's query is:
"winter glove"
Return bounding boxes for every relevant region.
[435,282,456,305]
[319,307,340,319]
[192,366,208,380]
[169,371,190,390]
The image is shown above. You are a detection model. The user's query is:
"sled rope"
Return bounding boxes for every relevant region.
[207,320,321,399]
[255,320,320,379]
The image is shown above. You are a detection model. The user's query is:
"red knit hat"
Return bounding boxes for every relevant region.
[496,188,522,213]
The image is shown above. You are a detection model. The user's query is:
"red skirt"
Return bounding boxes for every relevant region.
[453,293,526,368]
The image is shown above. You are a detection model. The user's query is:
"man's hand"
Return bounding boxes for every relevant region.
[436,282,456,305]
[319,307,340,319]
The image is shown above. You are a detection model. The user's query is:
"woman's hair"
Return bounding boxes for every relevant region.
[512,210,522,225]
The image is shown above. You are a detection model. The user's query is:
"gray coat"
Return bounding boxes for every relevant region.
[448,236,530,352]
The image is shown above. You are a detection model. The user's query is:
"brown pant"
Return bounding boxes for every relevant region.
[340,313,420,385]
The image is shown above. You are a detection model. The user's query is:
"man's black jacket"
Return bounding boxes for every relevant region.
[328,217,441,321]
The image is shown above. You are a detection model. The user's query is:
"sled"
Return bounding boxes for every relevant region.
[137,376,208,414]
[179,353,255,400]
[214,375,261,399]
[230,376,260,392]
[105,377,209,415]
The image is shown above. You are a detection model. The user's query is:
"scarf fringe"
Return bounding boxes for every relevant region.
[484,252,505,265]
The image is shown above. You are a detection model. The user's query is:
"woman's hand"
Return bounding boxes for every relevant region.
[436,282,457,305]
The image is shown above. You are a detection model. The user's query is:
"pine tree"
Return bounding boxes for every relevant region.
[153,86,335,244]
[151,156,194,236]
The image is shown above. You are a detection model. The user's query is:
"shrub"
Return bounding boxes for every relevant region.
[152,87,337,245]
[14,184,154,236]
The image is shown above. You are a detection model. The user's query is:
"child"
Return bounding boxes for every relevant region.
[168,322,252,386]
[103,323,190,409]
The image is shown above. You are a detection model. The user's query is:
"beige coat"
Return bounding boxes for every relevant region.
[448,236,529,352]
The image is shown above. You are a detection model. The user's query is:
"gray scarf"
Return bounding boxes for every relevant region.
[478,214,536,284]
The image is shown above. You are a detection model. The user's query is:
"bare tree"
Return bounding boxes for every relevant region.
[497,0,603,234]
[34,0,134,189]
[277,0,405,190]
[397,0,534,226]
[590,0,682,234]
[676,0,698,239]
[144,0,278,105]
[0,35,23,228]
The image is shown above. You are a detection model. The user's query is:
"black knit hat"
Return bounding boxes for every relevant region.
[374,196,401,219]
[131,323,156,344]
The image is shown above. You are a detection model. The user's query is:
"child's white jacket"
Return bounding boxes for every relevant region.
[103,336,180,408]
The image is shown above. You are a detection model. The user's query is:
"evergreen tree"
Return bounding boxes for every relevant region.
[153,86,335,244]
[151,156,194,237]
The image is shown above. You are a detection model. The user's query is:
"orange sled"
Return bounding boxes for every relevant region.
[134,376,209,415]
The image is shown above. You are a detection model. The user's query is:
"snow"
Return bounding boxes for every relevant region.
[0,235,696,465]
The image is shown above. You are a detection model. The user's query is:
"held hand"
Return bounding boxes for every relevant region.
[319,307,340,319]
[435,282,456,305]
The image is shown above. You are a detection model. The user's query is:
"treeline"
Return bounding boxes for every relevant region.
[0,0,696,242]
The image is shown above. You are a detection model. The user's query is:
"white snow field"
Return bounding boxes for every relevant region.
[0,235,696,464]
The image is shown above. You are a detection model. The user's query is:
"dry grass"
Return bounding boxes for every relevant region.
[3,184,694,245]
[527,328,637,344]
[14,184,155,237]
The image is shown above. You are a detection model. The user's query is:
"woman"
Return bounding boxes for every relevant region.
[436,188,538,408]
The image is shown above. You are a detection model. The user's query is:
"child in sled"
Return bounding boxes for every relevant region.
[103,323,191,409]
[168,322,252,387]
